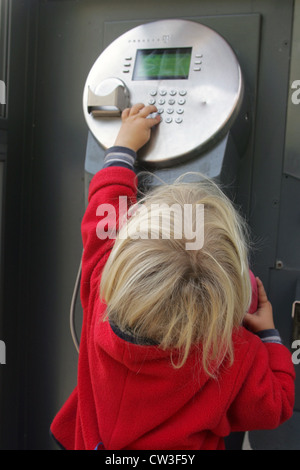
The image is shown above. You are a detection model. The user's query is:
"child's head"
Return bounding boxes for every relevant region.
[100,176,252,375]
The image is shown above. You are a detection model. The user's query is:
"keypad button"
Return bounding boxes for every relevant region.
[166,108,174,114]
[150,90,157,96]
[158,98,165,105]
[148,98,156,105]
[157,108,164,114]
[159,90,167,96]
[179,90,187,96]
[168,99,175,105]
[169,90,177,96]
[175,117,183,124]
[178,98,186,105]
[177,108,184,114]
[165,117,173,123]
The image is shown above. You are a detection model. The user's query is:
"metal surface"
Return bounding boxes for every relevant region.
[83,19,244,167]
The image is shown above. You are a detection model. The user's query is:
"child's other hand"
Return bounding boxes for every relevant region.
[243,277,275,333]
[114,103,161,152]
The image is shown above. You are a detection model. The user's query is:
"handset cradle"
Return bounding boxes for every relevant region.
[87,78,130,117]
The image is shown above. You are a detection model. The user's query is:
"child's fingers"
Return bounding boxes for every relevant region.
[256,277,269,305]
[126,103,158,119]
[129,103,145,115]
[145,113,161,128]
[121,108,130,120]
[138,105,158,118]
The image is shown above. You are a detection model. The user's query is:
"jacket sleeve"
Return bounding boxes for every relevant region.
[80,165,138,310]
[226,337,296,432]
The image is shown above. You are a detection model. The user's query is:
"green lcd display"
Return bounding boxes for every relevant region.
[132,48,192,80]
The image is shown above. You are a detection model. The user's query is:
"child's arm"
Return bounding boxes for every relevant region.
[102,104,160,171]
[226,278,295,432]
[80,104,159,308]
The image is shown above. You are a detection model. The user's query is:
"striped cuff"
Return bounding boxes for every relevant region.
[103,146,137,171]
[256,329,283,345]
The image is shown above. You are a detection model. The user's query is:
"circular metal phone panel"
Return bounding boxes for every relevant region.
[83,19,243,167]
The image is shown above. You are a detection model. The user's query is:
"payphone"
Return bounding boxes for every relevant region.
[83,19,251,194]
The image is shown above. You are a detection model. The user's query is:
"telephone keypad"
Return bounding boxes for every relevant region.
[148,88,187,124]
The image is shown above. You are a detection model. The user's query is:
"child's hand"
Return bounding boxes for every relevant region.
[243,277,275,333]
[114,103,161,152]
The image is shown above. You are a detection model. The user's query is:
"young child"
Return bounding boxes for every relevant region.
[51,104,295,450]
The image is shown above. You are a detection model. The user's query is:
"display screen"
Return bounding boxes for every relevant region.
[132,48,192,80]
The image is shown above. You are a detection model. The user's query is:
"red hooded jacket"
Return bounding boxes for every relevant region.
[50,166,295,450]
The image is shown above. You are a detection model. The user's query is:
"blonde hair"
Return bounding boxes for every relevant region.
[100,175,252,376]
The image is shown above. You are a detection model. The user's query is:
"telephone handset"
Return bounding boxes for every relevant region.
[87,78,130,117]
